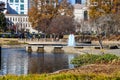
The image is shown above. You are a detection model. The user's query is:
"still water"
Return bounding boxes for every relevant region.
[0,48,78,75]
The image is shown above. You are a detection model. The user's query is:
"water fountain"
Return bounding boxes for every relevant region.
[68,34,76,46]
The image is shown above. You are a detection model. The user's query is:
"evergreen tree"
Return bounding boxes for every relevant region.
[0,13,6,32]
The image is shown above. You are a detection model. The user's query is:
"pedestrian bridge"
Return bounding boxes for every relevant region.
[26,44,107,54]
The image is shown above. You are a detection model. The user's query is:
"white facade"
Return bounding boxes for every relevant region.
[5,14,38,33]
[73,4,89,32]
[0,0,30,14]
[74,4,88,22]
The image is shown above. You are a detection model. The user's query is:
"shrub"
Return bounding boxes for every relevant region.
[71,54,120,67]
[71,54,100,67]
[96,54,120,63]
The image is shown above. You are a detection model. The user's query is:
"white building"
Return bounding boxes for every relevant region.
[5,14,38,33]
[0,0,30,14]
[0,0,37,33]
[74,4,88,22]
[73,4,89,32]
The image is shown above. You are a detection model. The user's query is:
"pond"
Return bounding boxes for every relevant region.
[0,48,78,75]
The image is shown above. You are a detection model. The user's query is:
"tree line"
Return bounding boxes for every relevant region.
[28,0,75,38]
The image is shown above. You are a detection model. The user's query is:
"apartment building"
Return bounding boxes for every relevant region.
[0,0,30,14]
[0,0,38,33]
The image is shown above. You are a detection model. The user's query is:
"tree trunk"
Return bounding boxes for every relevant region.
[96,27,104,54]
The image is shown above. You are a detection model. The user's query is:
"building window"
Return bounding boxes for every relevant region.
[76,0,81,4]
[18,18,20,21]
[26,18,27,21]
[20,4,24,10]
[13,18,14,21]
[15,0,19,3]
[10,4,13,6]
[84,11,88,20]
[16,6,18,12]
[10,0,14,3]
[20,0,24,3]
[26,24,27,27]
[20,12,24,14]
[16,18,17,21]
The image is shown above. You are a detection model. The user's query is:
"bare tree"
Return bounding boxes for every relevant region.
[90,13,120,54]
[49,15,75,40]
[95,14,120,37]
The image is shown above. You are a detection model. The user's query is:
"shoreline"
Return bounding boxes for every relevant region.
[52,63,120,75]
[1,44,26,48]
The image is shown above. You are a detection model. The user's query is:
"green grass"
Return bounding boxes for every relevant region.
[71,54,120,67]
[0,72,120,80]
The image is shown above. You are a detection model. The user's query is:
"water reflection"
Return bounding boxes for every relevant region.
[1,48,77,75]
[1,48,28,75]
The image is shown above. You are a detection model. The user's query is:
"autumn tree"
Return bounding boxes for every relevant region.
[89,0,120,19]
[29,0,58,33]
[0,2,7,32]
[28,0,74,35]
[0,13,6,32]
[58,0,74,16]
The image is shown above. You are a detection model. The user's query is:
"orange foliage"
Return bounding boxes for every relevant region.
[28,0,73,32]
[28,0,59,29]
[28,6,40,28]
[89,0,120,19]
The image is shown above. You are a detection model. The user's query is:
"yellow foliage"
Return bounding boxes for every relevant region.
[28,0,73,30]
[89,0,120,19]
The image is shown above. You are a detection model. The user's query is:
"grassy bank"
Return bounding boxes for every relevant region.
[0,72,120,80]
[71,54,120,67]
[0,38,27,45]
